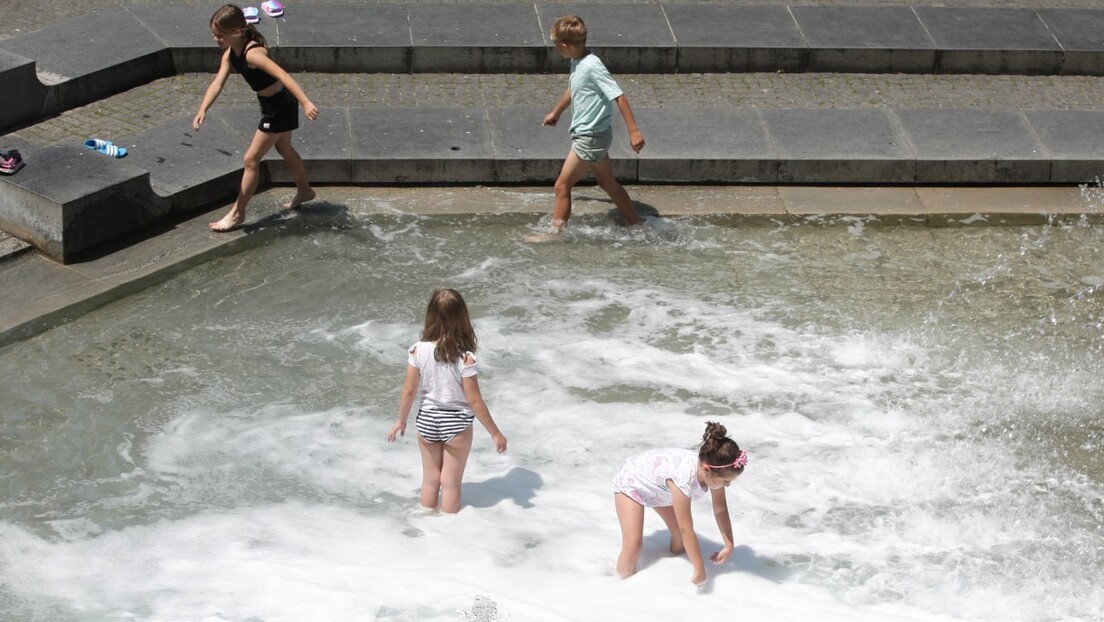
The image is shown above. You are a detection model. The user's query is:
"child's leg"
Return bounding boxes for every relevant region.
[590,156,641,226]
[273,132,316,209]
[417,436,446,510]
[614,492,645,578]
[210,130,280,232]
[438,426,474,513]
[551,150,593,230]
[523,151,591,242]
[652,506,685,555]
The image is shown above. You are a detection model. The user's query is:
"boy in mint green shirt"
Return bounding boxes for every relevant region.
[524,14,646,243]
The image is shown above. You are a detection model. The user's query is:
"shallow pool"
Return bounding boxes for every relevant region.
[1,196,1102,621]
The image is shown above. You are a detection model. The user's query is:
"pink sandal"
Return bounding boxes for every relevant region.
[261,1,284,17]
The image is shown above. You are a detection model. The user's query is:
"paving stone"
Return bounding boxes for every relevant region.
[791,6,937,73]
[267,107,355,184]
[1022,109,1104,182]
[1036,9,1104,75]
[410,4,547,72]
[634,108,778,183]
[348,106,495,182]
[486,106,570,183]
[535,3,676,73]
[664,5,808,72]
[762,108,915,183]
[915,7,1063,74]
[894,108,1050,183]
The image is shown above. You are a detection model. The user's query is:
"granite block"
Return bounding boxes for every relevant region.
[664,5,807,72]
[763,109,915,183]
[349,107,495,183]
[894,108,1049,183]
[535,4,676,73]
[1036,9,1104,75]
[410,4,546,72]
[0,8,173,117]
[124,3,245,73]
[0,49,48,132]
[264,4,411,73]
[0,144,167,262]
[487,107,570,183]
[267,107,354,183]
[118,111,251,213]
[1023,109,1104,182]
[792,6,936,73]
[916,7,1062,74]
[634,108,778,183]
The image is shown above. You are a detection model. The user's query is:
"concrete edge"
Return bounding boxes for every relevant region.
[6,4,1104,130]
[1,184,1101,351]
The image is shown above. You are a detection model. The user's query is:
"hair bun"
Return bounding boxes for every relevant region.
[703,421,728,441]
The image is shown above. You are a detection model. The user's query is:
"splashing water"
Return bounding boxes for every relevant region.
[1,201,1102,621]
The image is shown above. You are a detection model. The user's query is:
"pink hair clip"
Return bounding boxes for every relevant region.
[705,451,748,470]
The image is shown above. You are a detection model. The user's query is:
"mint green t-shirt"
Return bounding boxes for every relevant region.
[568,53,623,135]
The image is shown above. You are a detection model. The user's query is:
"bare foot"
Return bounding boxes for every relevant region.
[285,189,317,210]
[522,230,563,244]
[208,209,244,232]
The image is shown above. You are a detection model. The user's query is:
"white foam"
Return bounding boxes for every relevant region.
[2,216,1102,621]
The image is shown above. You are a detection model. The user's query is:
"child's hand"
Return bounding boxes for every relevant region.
[387,420,406,442]
[192,111,206,131]
[629,130,645,153]
[303,101,319,121]
[690,567,706,586]
[542,112,559,126]
[709,544,733,565]
[491,432,507,454]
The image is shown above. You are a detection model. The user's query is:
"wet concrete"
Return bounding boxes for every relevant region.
[0,183,1097,349]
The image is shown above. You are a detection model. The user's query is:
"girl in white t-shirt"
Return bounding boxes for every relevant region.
[388,288,507,513]
[612,422,747,585]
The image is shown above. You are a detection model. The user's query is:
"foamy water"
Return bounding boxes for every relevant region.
[1,199,1102,621]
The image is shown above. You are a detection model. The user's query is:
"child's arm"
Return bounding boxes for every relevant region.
[670,481,707,586]
[709,487,735,564]
[543,88,572,126]
[614,95,645,153]
[461,366,507,454]
[246,49,320,121]
[387,365,420,442]
[192,49,232,131]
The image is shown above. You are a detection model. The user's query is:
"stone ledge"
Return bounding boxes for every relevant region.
[1,184,1098,350]
[5,3,1104,131]
[2,105,1103,263]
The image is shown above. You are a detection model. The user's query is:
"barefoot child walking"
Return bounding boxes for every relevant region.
[193,4,318,232]
[524,14,645,243]
[388,288,508,513]
[612,421,747,585]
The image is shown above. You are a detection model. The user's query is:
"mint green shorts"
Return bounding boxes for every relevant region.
[571,130,613,163]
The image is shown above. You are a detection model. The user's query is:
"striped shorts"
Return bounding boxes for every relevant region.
[416,406,475,443]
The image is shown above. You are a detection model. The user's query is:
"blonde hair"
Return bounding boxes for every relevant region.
[421,288,478,364]
[551,15,587,47]
[210,4,268,49]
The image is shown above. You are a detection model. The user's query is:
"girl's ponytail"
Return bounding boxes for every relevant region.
[246,24,268,49]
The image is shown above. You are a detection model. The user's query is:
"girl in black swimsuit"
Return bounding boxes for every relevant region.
[193,4,319,232]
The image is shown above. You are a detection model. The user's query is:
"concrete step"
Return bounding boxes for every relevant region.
[5,3,1104,131]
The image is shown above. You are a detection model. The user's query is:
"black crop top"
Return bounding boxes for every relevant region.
[229,42,278,92]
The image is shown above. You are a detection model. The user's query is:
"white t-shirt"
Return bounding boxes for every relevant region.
[612,448,708,507]
[408,341,479,413]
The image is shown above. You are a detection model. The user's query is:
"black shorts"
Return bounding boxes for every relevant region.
[257,88,299,134]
